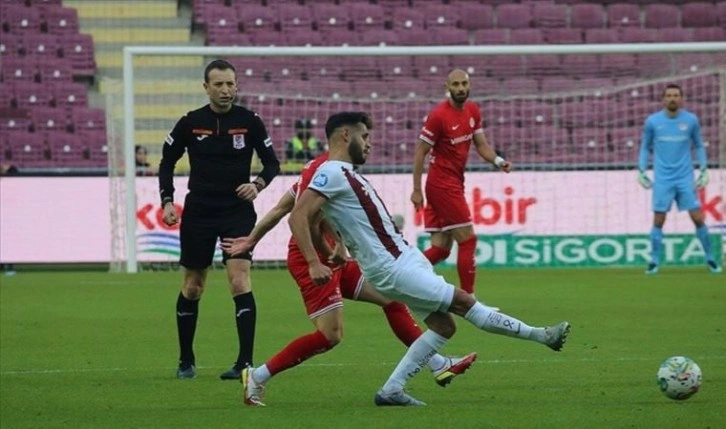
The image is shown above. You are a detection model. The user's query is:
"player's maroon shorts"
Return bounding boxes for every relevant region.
[423,183,472,232]
[287,251,364,319]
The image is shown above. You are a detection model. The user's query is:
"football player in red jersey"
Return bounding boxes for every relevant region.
[411,69,512,295]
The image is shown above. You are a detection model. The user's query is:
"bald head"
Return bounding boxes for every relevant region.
[446,68,471,106]
[447,68,469,83]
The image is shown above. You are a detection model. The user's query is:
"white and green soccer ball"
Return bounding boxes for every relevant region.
[657,356,702,400]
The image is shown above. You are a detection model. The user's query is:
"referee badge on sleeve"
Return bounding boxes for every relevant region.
[233,134,245,149]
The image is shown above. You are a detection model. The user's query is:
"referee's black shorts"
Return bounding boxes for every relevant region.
[179,195,257,269]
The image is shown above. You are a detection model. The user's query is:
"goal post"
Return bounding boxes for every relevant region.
[116,42,726,273]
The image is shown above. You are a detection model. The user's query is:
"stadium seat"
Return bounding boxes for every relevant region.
[420,3,461,28]
[657,27,693,42]
[510,28,544,44]
[692,27,725,42]
[52,82,89,109]
[31,106,68,132]
[544,28,584,44]
[496,4,531,29]
[607,3,641,27]
[390,8,425,30]
[360,29,400,46]
[322,27,362,46]
[458,4,493,31]
[435,28,470,45]
[528,55,563,76]
[70,107,106,133]
[3,4,42,34]
[487,56,526,77]
[278,4,313,30]
[5,131,48,167]
[473,28,509,45]
[718,2,726,26]
[0,113,32,133]
[585,28,620,44]
[570,4,606,28]
[14,82,53,109]
[644,4,680,28]
[532,2,567,28]
[0,57,37,82]
[559,55,601,79]
[311,4,351,30]
[237,4,277,33]
[60,34,96,78]
[45,6,79,35]
[348,2,385,30]
[501,78,540,96]
[22,33,61,58]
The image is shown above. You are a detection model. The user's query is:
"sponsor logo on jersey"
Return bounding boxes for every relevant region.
[164,134,174,145]
[233,134,245,149]
[264,137,273,147]
[678,122,688,131]
[313,173,328,187]
[469,117,475,128]
[451,133,473,145]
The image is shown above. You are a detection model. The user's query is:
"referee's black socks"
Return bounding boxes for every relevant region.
[233,292,257,370]
[176,292,199,368]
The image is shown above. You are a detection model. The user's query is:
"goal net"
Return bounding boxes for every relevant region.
[109,44,726,273]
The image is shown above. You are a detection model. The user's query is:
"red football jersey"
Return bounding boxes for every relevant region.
[287,153,335,261]
[419,100,484,188]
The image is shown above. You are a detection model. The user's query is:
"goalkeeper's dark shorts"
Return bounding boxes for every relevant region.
[179,197,257,269]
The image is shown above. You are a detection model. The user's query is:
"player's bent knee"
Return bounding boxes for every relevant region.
[424,313,456,338]
[320,328,343,346]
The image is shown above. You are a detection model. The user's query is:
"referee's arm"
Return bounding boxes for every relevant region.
[159,117,188,207]
[250,115,281,191]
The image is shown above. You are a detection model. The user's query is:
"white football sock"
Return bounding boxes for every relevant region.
[251,364,271,384]
[464,302,546,342]
[427,353,447,372]
[381,330,448,393]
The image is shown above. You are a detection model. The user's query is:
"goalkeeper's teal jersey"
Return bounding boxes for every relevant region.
[638,109,707,183]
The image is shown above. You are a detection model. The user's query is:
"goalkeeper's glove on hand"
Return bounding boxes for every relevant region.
[695,169,709,189]
[637,170,653,189]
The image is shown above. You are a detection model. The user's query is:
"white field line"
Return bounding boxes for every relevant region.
[2,355,725,376]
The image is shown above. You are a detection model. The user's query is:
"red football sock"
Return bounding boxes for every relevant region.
[265,330,333,376]
[423,245,450,265]
[383,302,423,347]
[457,236,477,294]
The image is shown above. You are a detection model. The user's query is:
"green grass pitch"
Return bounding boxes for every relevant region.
[1,268,725,429]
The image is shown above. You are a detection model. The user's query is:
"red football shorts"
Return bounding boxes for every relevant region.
[423,184,472,232]
[287,251,364,319]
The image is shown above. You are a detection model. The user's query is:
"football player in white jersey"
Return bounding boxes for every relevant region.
[290,111,572,406]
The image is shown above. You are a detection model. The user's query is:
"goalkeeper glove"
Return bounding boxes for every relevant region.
[637,170,653,189]
[695,169,709,189]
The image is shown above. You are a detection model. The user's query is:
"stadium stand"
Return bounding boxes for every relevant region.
[1,0,724,169]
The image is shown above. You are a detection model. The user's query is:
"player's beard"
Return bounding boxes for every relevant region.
[348,139,367,165]
[666,102,679,113]
[450,89,469,105]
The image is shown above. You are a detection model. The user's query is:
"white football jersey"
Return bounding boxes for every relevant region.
[308,160,411,284]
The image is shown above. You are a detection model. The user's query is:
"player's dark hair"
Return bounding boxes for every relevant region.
[325,112,373,139]
[204,59,236,83]
[662,83,683,97]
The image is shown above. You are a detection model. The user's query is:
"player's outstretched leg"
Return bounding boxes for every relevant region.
[448,287,571,352]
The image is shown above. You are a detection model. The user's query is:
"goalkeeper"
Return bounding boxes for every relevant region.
[637,83,721,274]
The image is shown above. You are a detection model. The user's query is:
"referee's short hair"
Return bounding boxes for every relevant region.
[325,112,373,139]
[204,59,236,83]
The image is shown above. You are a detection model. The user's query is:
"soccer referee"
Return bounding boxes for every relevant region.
[159,59,281,380]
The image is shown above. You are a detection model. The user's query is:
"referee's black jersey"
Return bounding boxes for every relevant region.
[159,104,280,207]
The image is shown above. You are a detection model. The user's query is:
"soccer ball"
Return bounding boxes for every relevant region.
[656,356,702,400]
